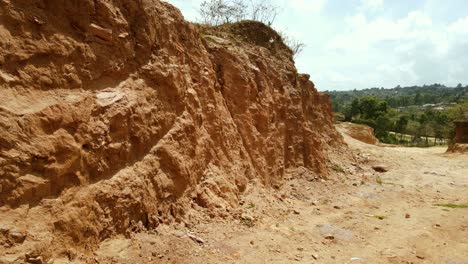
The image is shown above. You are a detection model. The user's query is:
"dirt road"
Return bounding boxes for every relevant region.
[90,127,468,264]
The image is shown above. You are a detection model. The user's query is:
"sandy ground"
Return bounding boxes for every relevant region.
[85,127,468,264]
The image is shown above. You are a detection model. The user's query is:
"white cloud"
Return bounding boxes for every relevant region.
[163,0,203,21]
[327,11,434,52]
[288,0,326,13]
[360,0,384,12]
[323,10,468,89]
[160,1,468,90]
[449,17,468,34]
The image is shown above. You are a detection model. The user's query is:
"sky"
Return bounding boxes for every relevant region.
[164,0,468,91]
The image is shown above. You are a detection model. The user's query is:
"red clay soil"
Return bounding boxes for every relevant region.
[336,122,379,145]
[0,0,342,261]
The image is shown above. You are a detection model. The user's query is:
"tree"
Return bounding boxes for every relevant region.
[359,96,386,119]
[375,114,392,138]
[276,30,306,57]
[350,98,360,119]
[248,0,278,26]
[419,122,433,145]
[414,92,422,105]
[199,0,247,25]
[395,116,409,140]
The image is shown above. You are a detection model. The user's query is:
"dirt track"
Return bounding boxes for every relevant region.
[89,126,468,264]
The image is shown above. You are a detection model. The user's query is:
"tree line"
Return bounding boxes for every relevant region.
[326,88,468,146]
[327,84,468,113]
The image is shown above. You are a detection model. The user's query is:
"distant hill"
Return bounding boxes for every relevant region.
[325,84,468,113]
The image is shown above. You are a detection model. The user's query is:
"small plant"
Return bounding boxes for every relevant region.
[434,203,468,209]
[330,163,345,173]
[241,218,254,227]
[376,176,383,185]
[246,202,255,209]
[374,215,386,220]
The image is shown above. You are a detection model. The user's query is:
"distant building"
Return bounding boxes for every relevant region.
[454,121,468,143]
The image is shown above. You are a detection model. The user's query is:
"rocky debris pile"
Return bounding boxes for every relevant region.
[0,0,342,260]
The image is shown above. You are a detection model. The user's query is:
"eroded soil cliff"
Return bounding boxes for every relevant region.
[0,0,342,261]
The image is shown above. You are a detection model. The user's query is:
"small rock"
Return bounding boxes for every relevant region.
[333,205,341,209]
[187,233,205,244]
[88,23,113,42]
[312,254,318,260]
[241,213,254,222]
[25,255,43,264]
[416,255,425,260]
[118,32,129,38]
[293,209,300,215]
[372,165,388,173]
[297,247,304,251]
[405,213,410,218]
[250,240,254,245]
[311,200,319,206]
[9,230,26,243]
[32,16,45,25]
[324,235,335,240]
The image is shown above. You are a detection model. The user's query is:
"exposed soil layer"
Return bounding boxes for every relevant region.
[336,122,379,145]
[447,143,468,153]
[85,125,466,264]
[0,0,341,260]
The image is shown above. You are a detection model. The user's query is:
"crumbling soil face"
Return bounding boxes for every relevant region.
[447,143,468,153]
[336,122,379,145]
[37,126,467,264]
[0,0,341,261]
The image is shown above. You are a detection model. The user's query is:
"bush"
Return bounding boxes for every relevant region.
[198,0,305,56]
[199,0,277,26]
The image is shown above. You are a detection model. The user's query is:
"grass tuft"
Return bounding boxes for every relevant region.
[376,176,383,185]
[434,203,468,209]
[374,215,386,220]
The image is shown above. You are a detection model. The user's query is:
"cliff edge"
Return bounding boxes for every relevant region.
[0,0,342,260]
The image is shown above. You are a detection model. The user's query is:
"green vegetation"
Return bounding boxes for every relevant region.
[198,0,305,56]
[376,176,383,185]
[330,163,345,173]
[325,84,468,146]
[327,84,468,111]
[434,203,468,209]
[374,215,386,220]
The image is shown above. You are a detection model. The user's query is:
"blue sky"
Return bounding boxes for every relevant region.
[164,0,468,91]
